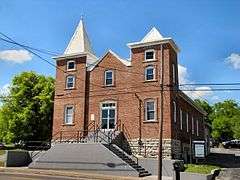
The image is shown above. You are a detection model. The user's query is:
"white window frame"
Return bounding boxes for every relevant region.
[192,116,194,134]
[197,119,199,136]
[100,101,117,130]
[186,112,189,132]
[64,105,74,124]
[145,49,155,61]
[67,60,76,71]
[172,64,176,84]
[173,101,177,123]
[105,70,114,86]
[66,75,75,89]
[145,99,156,122]
[145,66,155,81]
[180,109,183,130]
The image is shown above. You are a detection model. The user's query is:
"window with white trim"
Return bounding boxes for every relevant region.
[145,100,156,121]
[186,112,189,132]
[145,66,155,81]
[67,60,76,71]
[66,75,75,89]
[172,64,176,84]
[192,116,194,134]
[173,101,177,123]
[180,109,183,130]
[197,119,199,136]
[105,70,114,86]
[145,49,155,61]
[64,105,74,124]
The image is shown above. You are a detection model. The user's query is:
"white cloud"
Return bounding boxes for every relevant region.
[226,53,240,69]
[0,84,10,96]
[178,64,213,99]
[0,49,32,63]
[178,64,189,84]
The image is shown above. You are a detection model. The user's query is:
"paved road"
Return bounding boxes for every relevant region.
[216,168,240,180]
[209,148,240,180]
[0,173,92,180]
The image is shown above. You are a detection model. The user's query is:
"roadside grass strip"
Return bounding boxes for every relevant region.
[184,164,220,174]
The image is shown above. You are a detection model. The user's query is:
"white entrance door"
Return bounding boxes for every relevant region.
[101,102,116,130]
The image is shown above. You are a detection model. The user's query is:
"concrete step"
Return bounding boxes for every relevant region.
[29,143,141,177]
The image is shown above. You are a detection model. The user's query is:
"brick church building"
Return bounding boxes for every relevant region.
[52,19,207,160]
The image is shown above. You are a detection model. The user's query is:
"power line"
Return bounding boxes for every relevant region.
[0,32,104,89]
[0,36,60,56]
[179,83,240,86]
[1,33,240,88]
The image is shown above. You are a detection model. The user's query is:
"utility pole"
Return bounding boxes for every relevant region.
[158,44,164,180]
[135,93,143,153]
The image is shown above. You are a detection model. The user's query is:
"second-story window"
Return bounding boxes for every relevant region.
[67,60,76,71]
[145,99,156,121]
[197,119,199,136]
[192,116,194,134]
[66,75,75,89]
[145,66,155,81]
[105,70,114,86]
[180,109,183,130]
[173,101,177,123]
[145,49,155,61]
[172,64,176,84]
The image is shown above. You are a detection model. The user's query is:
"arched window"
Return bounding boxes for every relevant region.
[145,66,155,81]
[172,64,176,84]
[67,60,76,71]
[66,75,75,89]
[173,101,177,123]
[101,101,116,130]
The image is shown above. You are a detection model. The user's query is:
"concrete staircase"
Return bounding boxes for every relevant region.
[106,144,151,177]
[29,128,151,177]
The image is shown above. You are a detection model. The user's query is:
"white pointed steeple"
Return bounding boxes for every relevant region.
[127,26,180,52]
[141,27,164,43]
[64,18,94,55]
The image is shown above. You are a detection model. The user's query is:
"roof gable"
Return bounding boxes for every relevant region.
[88,50,131,71]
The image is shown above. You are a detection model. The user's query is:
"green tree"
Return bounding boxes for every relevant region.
[194,99,213,124]
[0,71,54,143]
[211,100,240,141]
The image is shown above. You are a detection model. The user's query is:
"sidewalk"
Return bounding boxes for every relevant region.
[0,167,173,180]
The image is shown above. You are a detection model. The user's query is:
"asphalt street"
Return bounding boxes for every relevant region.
[0,173,92,180]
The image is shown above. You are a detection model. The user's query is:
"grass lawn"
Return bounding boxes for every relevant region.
[0,150,5,156]
[184,164,220,174]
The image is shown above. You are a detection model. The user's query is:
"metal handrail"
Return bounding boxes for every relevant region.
[122,124,139,165]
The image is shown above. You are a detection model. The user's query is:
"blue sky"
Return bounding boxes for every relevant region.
[0,0,240,103]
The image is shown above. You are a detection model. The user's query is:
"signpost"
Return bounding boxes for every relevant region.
[193,140,205,163]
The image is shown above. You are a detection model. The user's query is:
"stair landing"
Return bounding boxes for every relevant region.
[29,143,140,177]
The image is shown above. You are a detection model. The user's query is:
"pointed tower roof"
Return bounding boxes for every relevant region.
[64,18,94,55]
[141,27,164,43]
[127,27,180,52]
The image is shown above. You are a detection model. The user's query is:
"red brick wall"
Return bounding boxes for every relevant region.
[52,56,87,139]
[52,43,205,144]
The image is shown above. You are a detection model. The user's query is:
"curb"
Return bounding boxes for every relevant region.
[0,167,141,180]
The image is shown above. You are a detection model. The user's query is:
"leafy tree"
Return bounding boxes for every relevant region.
[211,100,240,141]
[194,99,213,124]
[0,71,54,143]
